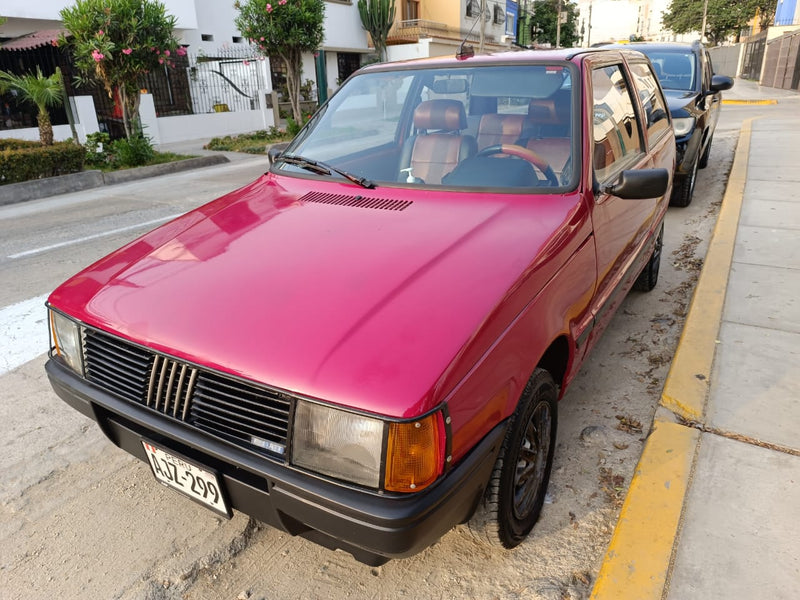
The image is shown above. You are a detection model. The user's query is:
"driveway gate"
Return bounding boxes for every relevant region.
[762,30,800,90]
[741,31,767,81]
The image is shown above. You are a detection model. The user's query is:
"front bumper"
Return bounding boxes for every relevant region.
[46,358,504,565]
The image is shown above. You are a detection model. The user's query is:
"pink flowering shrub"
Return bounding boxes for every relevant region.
[60,0,183,140]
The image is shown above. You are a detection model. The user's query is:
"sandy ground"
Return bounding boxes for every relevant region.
[0,130,736,600]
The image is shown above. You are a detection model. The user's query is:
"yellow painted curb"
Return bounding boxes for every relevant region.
[591,420,701,600]
[660,118,756,422]
[722,99,777,105]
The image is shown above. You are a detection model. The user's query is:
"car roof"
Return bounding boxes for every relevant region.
[600,41,702,54]
[358,47,624,73]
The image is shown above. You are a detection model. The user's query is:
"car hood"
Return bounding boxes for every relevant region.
[663,88,699,114]
[50,174,584,417]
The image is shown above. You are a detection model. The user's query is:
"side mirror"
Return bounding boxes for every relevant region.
[601,168,669,199]
[710,74,734,93]
[268,142,291,166]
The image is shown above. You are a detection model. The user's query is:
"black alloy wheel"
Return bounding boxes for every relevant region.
[633,222,664,292]
[670,154,699,207]
[468,368,558,549]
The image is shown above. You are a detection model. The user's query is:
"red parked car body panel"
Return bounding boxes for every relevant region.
[50,174,593,430]
[45,49,675,564]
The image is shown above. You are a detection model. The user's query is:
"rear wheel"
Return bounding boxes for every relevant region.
[670,154,699,207]
[468,368,558,549]
[633,223,664,292]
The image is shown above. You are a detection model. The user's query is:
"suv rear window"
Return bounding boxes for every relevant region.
[642,51,696,91]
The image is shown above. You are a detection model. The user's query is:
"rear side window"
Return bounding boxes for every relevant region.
[591,64,644,183]
[629,62,671,148]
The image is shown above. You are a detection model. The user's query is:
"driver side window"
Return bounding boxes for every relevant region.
[591,64,644,183]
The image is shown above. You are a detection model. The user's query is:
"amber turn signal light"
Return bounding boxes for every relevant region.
[384,412,445,492]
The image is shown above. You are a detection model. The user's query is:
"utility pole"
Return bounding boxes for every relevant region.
[479,0,486,53]
[701,0,708,43]
[555,0,562,48]
[587,0,592,47]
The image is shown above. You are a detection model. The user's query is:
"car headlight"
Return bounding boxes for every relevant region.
[291,401,445,492]
[292,401,385,488]
[49,308,83,375]
[672,117,695,137]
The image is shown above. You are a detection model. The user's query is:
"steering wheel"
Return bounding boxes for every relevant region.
[476,144,559,187]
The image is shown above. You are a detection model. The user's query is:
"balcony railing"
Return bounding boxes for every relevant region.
[387,19,497,45]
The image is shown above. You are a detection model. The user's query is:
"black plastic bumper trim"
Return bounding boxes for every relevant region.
[46,358,505,565]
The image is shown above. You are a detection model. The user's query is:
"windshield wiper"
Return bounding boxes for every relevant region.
[277,154,376,189]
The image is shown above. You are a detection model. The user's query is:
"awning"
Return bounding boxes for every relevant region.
[0,30,67,51]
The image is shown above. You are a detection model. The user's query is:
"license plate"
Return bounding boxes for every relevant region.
[142,441,230,517]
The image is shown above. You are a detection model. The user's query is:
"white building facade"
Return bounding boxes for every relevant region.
[0,0,371,143]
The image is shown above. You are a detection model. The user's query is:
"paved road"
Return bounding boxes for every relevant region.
[0,111,746,599]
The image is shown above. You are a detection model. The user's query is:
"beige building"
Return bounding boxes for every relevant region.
[385,0,517,60]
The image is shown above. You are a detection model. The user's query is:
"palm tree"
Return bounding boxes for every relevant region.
[0,67,65,145]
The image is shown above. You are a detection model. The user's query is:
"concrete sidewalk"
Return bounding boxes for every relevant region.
[592,82,800,598]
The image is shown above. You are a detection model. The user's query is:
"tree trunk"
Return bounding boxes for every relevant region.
[283,50,303,123]
[119,85,143,139]
[37,108,54,146]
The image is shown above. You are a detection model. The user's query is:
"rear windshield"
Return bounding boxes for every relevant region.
[640,51,696,91]
[275,63,579,192]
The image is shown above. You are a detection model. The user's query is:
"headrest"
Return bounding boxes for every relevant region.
[414,100,467,132]
[478,113,525,136]
[528,99,563,125]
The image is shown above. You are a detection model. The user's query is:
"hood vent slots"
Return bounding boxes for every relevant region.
[299,191,412,212]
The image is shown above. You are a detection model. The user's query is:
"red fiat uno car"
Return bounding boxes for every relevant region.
[46,48,674,565]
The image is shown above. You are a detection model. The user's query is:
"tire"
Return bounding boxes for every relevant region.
[698,135,712,169]
[670,154,698,207]
[633,222,664,292]
[468,368,558,549]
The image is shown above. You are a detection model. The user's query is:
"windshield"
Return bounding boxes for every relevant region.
[276,62,578,191]
[640,51,697,91]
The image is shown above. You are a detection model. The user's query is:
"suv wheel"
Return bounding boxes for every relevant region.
[633,223,664,292]
[468,368,558,549]
[698,135,713,169]
[671,154,698,207]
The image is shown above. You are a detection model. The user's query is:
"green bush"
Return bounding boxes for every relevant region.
[0,139,85,185]
[205,127,291,154]
[110,134,155,168]
[84,131,112,167]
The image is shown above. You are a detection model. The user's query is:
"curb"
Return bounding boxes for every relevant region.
[590,118,756,600]
[722,99,777,105]
[661,117,755,422]
[0,154,229,207]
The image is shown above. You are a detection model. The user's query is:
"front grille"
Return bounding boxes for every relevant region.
[83,329,291,456]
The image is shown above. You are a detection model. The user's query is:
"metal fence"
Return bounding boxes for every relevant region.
[762,30,800,91]
[86,49,272,138]
[741,31,768,81]
[0,45,70,133]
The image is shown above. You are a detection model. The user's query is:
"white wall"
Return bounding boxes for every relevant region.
[0,124,74,142]
[322,1,369,51]
[176,0,242,53]
[387,39,433,62]
[0,0,197,28]
[154,109,274,144]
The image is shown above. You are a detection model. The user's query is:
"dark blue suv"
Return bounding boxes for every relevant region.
[603,41,733,206]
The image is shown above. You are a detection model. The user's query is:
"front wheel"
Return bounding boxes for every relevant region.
[633,222,664,292]
[670,154,699,207]
[698,135,713,169]
[468,368,558,549]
